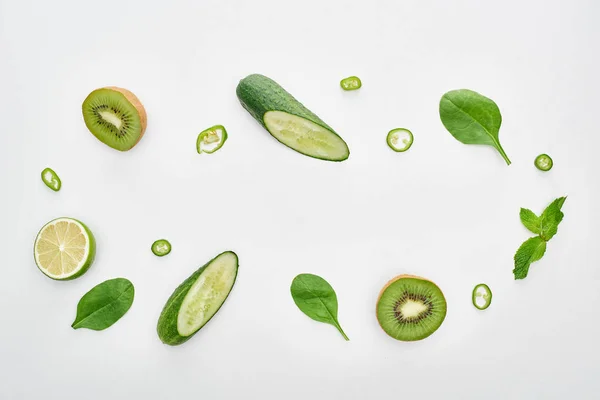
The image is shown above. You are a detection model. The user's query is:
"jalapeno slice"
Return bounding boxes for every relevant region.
[387,128,414,152]
[197,125,228,154]
[535,154,553,171]
[151,239,172,257]
[340,76,362,91]
[41,168,61,191]
[472,283,492,310]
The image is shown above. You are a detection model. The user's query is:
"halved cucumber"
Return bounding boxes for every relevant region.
[236,74,350,161]
[157,251,238,346]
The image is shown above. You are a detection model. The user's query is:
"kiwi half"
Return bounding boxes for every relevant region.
[82,87,147,151]
[376,274,447,341]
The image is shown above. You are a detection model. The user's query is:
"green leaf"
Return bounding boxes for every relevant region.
[519,208,542,234]
[513,237,547,280]
[290,273,349,341]
[439,89,511,165]
[540,196,567,241]
[72,278,135,330]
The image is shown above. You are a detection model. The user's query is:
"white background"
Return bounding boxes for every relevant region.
[1,0,599,399]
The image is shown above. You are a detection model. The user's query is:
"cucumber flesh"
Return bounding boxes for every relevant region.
[236,74,350,161]
[264,111,349,161]
[177,252,237,336]
[157,251,238,345]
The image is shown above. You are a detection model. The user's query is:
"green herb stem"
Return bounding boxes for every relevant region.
[497,145,511,165]
[334,321,350,341]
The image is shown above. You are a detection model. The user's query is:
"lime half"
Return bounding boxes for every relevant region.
[34,217,96,280]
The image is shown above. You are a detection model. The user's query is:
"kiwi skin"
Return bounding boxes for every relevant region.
[83,87,147,151]
[376,274,447,341]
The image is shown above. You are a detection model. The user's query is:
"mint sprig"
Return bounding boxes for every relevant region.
[513,197,567,280]
[519,208,542,235]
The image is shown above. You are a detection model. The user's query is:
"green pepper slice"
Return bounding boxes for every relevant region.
[151,239,172,257]
[340,76,362,91]
[386,128,414,152]
[41,168,61,191]
[535,154,553,171]
[472,283,492,310]
[196,125,228,154]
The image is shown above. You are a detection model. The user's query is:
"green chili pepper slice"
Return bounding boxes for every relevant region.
[151,239,172,257]
[534,154,553,171]
[386,128,414,152]
[197,125,228,154]
[340,76,362,91]
[472,283,492,310]
[41,168,61,191]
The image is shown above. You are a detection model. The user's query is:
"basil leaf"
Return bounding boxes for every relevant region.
[519,208,542,234]
[439,89,511,165]
[540,196,567,241]
[290,273,349,341]
[72,278,135,330]
[513,237,547,280]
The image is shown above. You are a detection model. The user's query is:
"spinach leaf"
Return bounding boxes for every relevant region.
[513,237,547,279]
[290,273,349,341]
[520,208,542,234]
[72,278,135,330]
[439,89,511,165]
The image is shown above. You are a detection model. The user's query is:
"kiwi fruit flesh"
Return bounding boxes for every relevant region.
[82,87,147,151]
[376,274,447,341]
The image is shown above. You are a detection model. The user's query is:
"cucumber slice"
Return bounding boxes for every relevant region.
[236,74,350,161]
[157,251,238,346]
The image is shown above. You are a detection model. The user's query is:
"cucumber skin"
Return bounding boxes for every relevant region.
[156,251,238,346]
[236,74,349,161]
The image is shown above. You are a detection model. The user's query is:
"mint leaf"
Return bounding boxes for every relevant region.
[519,208,541,234]
[540,196,567,241]
[513,237,547,279]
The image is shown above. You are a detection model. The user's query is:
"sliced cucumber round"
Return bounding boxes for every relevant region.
[236,74,350,162]
[157,251,238,346]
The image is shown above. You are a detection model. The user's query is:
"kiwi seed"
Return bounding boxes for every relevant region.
[376,274,447,341]
[82,87,147,151]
